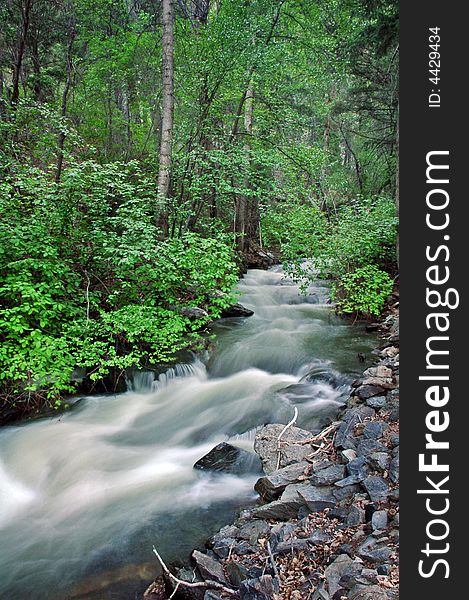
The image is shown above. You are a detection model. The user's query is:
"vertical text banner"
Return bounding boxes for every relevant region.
[401,1,465,597]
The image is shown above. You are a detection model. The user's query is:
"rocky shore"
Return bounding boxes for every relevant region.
[144,301,400,600]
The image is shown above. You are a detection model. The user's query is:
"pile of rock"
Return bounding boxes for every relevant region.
[144,311,400,600]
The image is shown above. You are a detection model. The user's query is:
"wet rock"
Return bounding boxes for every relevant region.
[239,574,280,599]
[220,303,254,318]
[362,377,394,390]
[254,424,313,474]
[362,476,389,502]
[194,442,262,475]
[254,462,309,501]
[192,550,228,584]
[371,510,388,531]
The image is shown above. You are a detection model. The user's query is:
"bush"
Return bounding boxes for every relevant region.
[0,161,238,404]
[332,265,394,317]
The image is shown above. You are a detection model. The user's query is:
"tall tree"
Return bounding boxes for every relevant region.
[157,0,175,236]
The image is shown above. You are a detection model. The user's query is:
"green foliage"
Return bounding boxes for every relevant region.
[0,161,237,404]
[332,265,394,317]
[262,201,327,260]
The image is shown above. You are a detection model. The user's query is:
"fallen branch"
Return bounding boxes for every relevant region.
[276,406,299,470]
[152,546,237,596]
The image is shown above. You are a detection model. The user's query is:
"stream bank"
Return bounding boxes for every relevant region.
[143,299,400,600]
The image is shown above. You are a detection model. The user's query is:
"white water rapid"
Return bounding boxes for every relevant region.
[0,267,376,599]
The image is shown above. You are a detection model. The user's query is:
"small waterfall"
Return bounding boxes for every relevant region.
[125,359,207,393]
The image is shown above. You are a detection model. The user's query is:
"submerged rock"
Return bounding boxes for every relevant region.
[194,442,262,475]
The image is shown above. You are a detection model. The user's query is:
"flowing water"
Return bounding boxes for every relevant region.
[0,267,377,599]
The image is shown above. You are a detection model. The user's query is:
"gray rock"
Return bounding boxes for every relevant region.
[324,555,364,597]
[220,303,254,318]
[194,442,262,475]
[181,306,209,319]
[212,537,236,559]
[252,483,307,520]
[362,377,394,390]
[366,396,387,409]
[368,452,390,472]
[333,483,362,502]
[346,456,370,481]
[239,574,280,599]
[363,366,393,379]
[362,476,389,502]
[341,449,358,462]
[308,530,333,545]
[389,456,399,483]
[357,537,393,563]
[297,484,336,512]
[269,522,297,548]
[363,421,387,440]
[348,584,389,600]
[225,560,249,587]
[355,385,385,400]
[204,593,224,600]
[254,462,308,501]
[371,510,388,531]
[192,550,228,584]
[237,520,270,543]
[346,505,366,526]
[254,424,313,474]
[310,464,346,486]
[356,438,388,456]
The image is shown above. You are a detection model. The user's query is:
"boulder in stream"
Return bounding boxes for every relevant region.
[194,442,262,475]
[220,303,254,318]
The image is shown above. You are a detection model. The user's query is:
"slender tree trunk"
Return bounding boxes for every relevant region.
[55,28,76,183]
[11,0,33,106]
[157,0,174,237]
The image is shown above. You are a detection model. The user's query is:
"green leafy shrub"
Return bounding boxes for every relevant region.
[332,265,394,317]
[0,161,238,405]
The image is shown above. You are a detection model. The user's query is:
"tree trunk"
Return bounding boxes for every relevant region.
[11,0,33,106]
[157,0,175,237]
[55,28,76,183]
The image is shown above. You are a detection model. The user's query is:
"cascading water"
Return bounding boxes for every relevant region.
[0,266,376,599]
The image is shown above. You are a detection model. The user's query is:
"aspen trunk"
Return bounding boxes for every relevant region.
[157,0,174,237]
